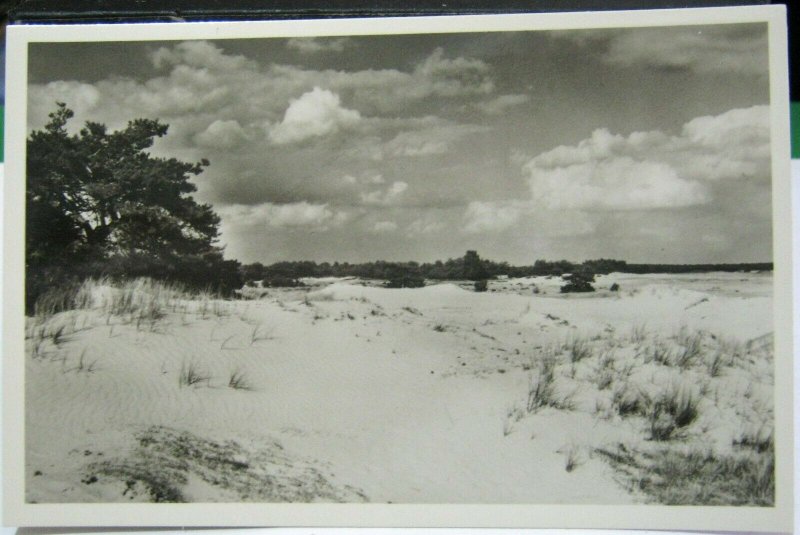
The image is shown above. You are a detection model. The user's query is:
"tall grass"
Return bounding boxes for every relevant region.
[648,382,699,440]
[595,444,774,505]
[29,277,233,334]
[673,328,704,369]
[526,354,557,413]
[565,336,592,364]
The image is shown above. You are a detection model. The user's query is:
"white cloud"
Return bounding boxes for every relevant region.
[463,201,525,233]
[384,124,488,158]
[265,47,495,113]
[413,47,494,97]
[556,26,768,76]
[372,221,398,233]
[522,105,769,211]
[219,201,336,228]
[193,119,248,148]
[152,40,255,72]
[526,156,709,211]
[268,87,361,144]
[408,218,445,235]
[28,42,497,148]
[385,133,448,157]
[28,81,101,128]
[286,37,351,54]
[360,181,408,206]
[475,94,530,115]
[682,105,770,153]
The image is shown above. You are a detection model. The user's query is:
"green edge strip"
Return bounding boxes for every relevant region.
[792,102,800,159]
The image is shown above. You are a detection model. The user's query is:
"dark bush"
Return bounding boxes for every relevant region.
[265,277,304,288]
[385,276,426,289]
[474,280,488,292]
[560,269,596,293]
[610,283,620,292]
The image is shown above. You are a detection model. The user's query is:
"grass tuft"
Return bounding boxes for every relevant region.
[673,329,704,369]
[562,443,584,473]
[648,382,699,441]
[526,354,556,413]
[178,361,210,388]
[566,336,592,364]
[227,369,252,391]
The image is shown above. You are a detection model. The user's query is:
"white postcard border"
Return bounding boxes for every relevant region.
[3,6,792,531]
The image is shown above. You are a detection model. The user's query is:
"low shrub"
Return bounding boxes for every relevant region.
[560,270,595,293]
[385,276,426,289]
[264,277,304,288]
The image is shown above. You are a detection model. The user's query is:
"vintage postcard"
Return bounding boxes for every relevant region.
[3,5,792,531]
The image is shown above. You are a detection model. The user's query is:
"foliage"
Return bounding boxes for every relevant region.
[473,279,488,292]
[463,250,488,280]
[239,255,771,284]
[385,275,426,289]
[26,103,241,311]
[560,268,596,293]
[597,446,774,506]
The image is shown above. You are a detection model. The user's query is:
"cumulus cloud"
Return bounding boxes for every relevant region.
[372,221,398,233]
[193,119,248,148]
[286,37,351,54]
[522,105,769,211]
[219,201,337,228]
[475,93,530,115]
[408,217,445,235]
[413,47,494,97]
[360,181,408,206]
[463,201,525,233]
[28,42,499,161]
[28,81,101,128]
[268,87,361,144]
[460,200,597,237]
[556,25,767,76]
[384,124,487,157]
[264,47,495,114]
[527,157,709,211]
[152,40,256,72]
[341,173,385,186]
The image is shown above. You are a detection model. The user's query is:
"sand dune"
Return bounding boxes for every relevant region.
[25,273,773,504]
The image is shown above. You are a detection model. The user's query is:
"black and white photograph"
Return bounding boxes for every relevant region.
[2,5,793,531]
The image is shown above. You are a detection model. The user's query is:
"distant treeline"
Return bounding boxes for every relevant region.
[240,253,772,285]
[622,263,773,274]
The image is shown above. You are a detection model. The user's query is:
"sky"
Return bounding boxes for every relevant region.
[27,23,772,265]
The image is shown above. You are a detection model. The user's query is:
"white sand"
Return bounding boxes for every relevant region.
[24,272,773,503]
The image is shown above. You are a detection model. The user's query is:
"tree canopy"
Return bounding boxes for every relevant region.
[26,103,240,310]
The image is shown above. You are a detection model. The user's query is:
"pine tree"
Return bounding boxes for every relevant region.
[26,102,241,310]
